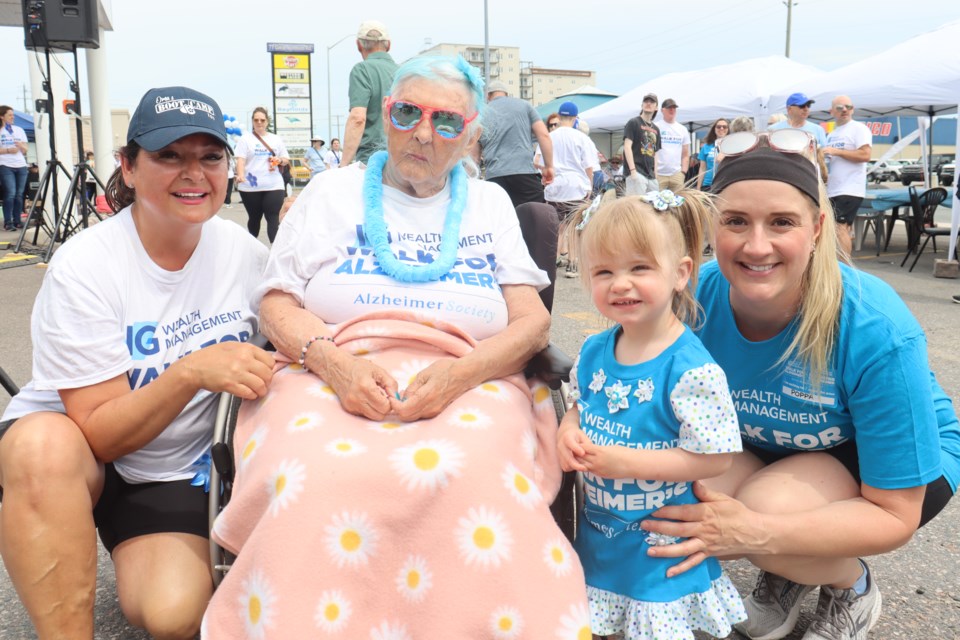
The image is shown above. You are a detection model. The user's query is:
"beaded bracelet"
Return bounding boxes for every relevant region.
[298,335,336,367]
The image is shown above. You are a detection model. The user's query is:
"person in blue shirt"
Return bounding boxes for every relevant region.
[642,141,958,640]
[768,92,828,148]
[696,118,728,192]
[304,136,326,178]
[558,191,746,639]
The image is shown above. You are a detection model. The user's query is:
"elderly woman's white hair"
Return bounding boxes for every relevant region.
[729,115,756,133]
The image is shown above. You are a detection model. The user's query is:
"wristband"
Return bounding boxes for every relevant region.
[298,335,336,367]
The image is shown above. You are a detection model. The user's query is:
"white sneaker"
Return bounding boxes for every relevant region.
[735,571,816,640]
[801,562,882,640]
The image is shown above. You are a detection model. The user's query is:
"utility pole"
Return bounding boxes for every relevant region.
[483,0,490,82]
[21,84,30,112]
[784,1,797,57]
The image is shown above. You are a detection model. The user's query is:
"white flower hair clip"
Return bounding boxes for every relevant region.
[575,193,605,231]
[641,189,685,211]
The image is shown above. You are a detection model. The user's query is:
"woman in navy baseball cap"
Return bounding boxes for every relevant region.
[0,86,273,639]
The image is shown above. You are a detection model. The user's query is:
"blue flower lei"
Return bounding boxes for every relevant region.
[363,150,467,282]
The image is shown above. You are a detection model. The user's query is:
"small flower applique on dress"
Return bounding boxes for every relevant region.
[634,378,655,403]
[605,380,632,414]
[588,369,607,393]
[644,532,680,547]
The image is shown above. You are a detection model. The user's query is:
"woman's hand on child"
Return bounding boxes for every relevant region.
[641,480,767,577]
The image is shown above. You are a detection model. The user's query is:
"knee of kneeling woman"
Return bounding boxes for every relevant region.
[129,592,207,640]
[0,413,98,491]
[734,452,861,516]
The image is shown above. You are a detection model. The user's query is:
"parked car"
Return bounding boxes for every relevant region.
[900,160,924,185]
[901,153,955,185]
[289,157,311,186]
[866,160,902,183]
[940,162,954,187]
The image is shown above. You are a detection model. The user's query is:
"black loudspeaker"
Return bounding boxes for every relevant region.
[22,0,99,51]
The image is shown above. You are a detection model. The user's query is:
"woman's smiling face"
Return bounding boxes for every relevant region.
[714,179,823,322]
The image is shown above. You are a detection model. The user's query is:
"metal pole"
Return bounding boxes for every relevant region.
[327,33,354,142]
[483,0,490,82]
[784,1,795,58]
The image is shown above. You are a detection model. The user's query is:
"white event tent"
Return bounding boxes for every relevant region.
[581,56,825,133]
[769,20,960,258]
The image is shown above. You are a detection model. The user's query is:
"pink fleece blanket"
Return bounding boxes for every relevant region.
[203,311,589,638]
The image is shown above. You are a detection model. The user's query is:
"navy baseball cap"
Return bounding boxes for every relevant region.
[127,86,229,151]
[786,92,814,107]
[558,101,579,117]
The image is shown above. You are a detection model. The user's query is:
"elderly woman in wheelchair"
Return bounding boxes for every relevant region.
[0,87,272,639]
[202,56,590,638]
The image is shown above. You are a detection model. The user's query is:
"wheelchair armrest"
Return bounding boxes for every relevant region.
[525,343,574,390]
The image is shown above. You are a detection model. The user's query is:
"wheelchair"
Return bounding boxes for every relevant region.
[207,201,580,586]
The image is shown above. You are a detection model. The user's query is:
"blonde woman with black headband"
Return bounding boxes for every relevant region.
[642,129,958,640]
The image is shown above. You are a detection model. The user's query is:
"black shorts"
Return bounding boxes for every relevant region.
[0,417,208,554]
[829,195,863,225]
[548,200,584,224]
[487,173,545,208]
[744,439,953,528]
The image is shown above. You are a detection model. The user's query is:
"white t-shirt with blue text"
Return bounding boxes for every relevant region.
[826,120,872,198]
[654,120,691,177]
[257,165,549,340]
[3,209,268,483]
[235,131,288,192]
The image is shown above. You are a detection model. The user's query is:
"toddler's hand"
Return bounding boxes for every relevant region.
[579,442,633,479]
[557,427,589,472]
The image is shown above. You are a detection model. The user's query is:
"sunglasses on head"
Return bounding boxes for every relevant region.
[386,98,477,139]
[716,129,814,157]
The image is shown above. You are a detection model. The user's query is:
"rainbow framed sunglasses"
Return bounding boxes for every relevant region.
[386,98,478,139]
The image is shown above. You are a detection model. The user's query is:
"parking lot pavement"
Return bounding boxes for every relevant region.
[1,204,959,638]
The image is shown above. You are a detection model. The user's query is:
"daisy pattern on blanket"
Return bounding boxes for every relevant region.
[389,439,466,492]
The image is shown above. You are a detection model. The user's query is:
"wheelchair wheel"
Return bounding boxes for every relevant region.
[208,390,244,586]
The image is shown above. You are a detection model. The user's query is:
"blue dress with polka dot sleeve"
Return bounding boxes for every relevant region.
[571,325,747,639]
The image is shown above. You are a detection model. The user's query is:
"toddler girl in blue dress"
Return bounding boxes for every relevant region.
[558,191,746,639]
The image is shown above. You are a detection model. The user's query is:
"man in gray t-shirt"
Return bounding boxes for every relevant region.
[476,81,554,207]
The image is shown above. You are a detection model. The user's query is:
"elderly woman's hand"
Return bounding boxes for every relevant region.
[394,358,469,421]
[641,481,769,577]
[321,348,400,421]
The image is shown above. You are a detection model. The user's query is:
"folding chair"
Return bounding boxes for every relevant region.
[901,187,949,272]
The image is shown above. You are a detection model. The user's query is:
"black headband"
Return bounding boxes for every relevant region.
[711,147,820,206]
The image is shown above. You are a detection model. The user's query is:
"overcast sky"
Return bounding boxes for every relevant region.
[1,0,956,139]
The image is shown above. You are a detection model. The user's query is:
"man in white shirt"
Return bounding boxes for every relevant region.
[824,95,872,255]
[654,98,690,192]
[544,101,594,277]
